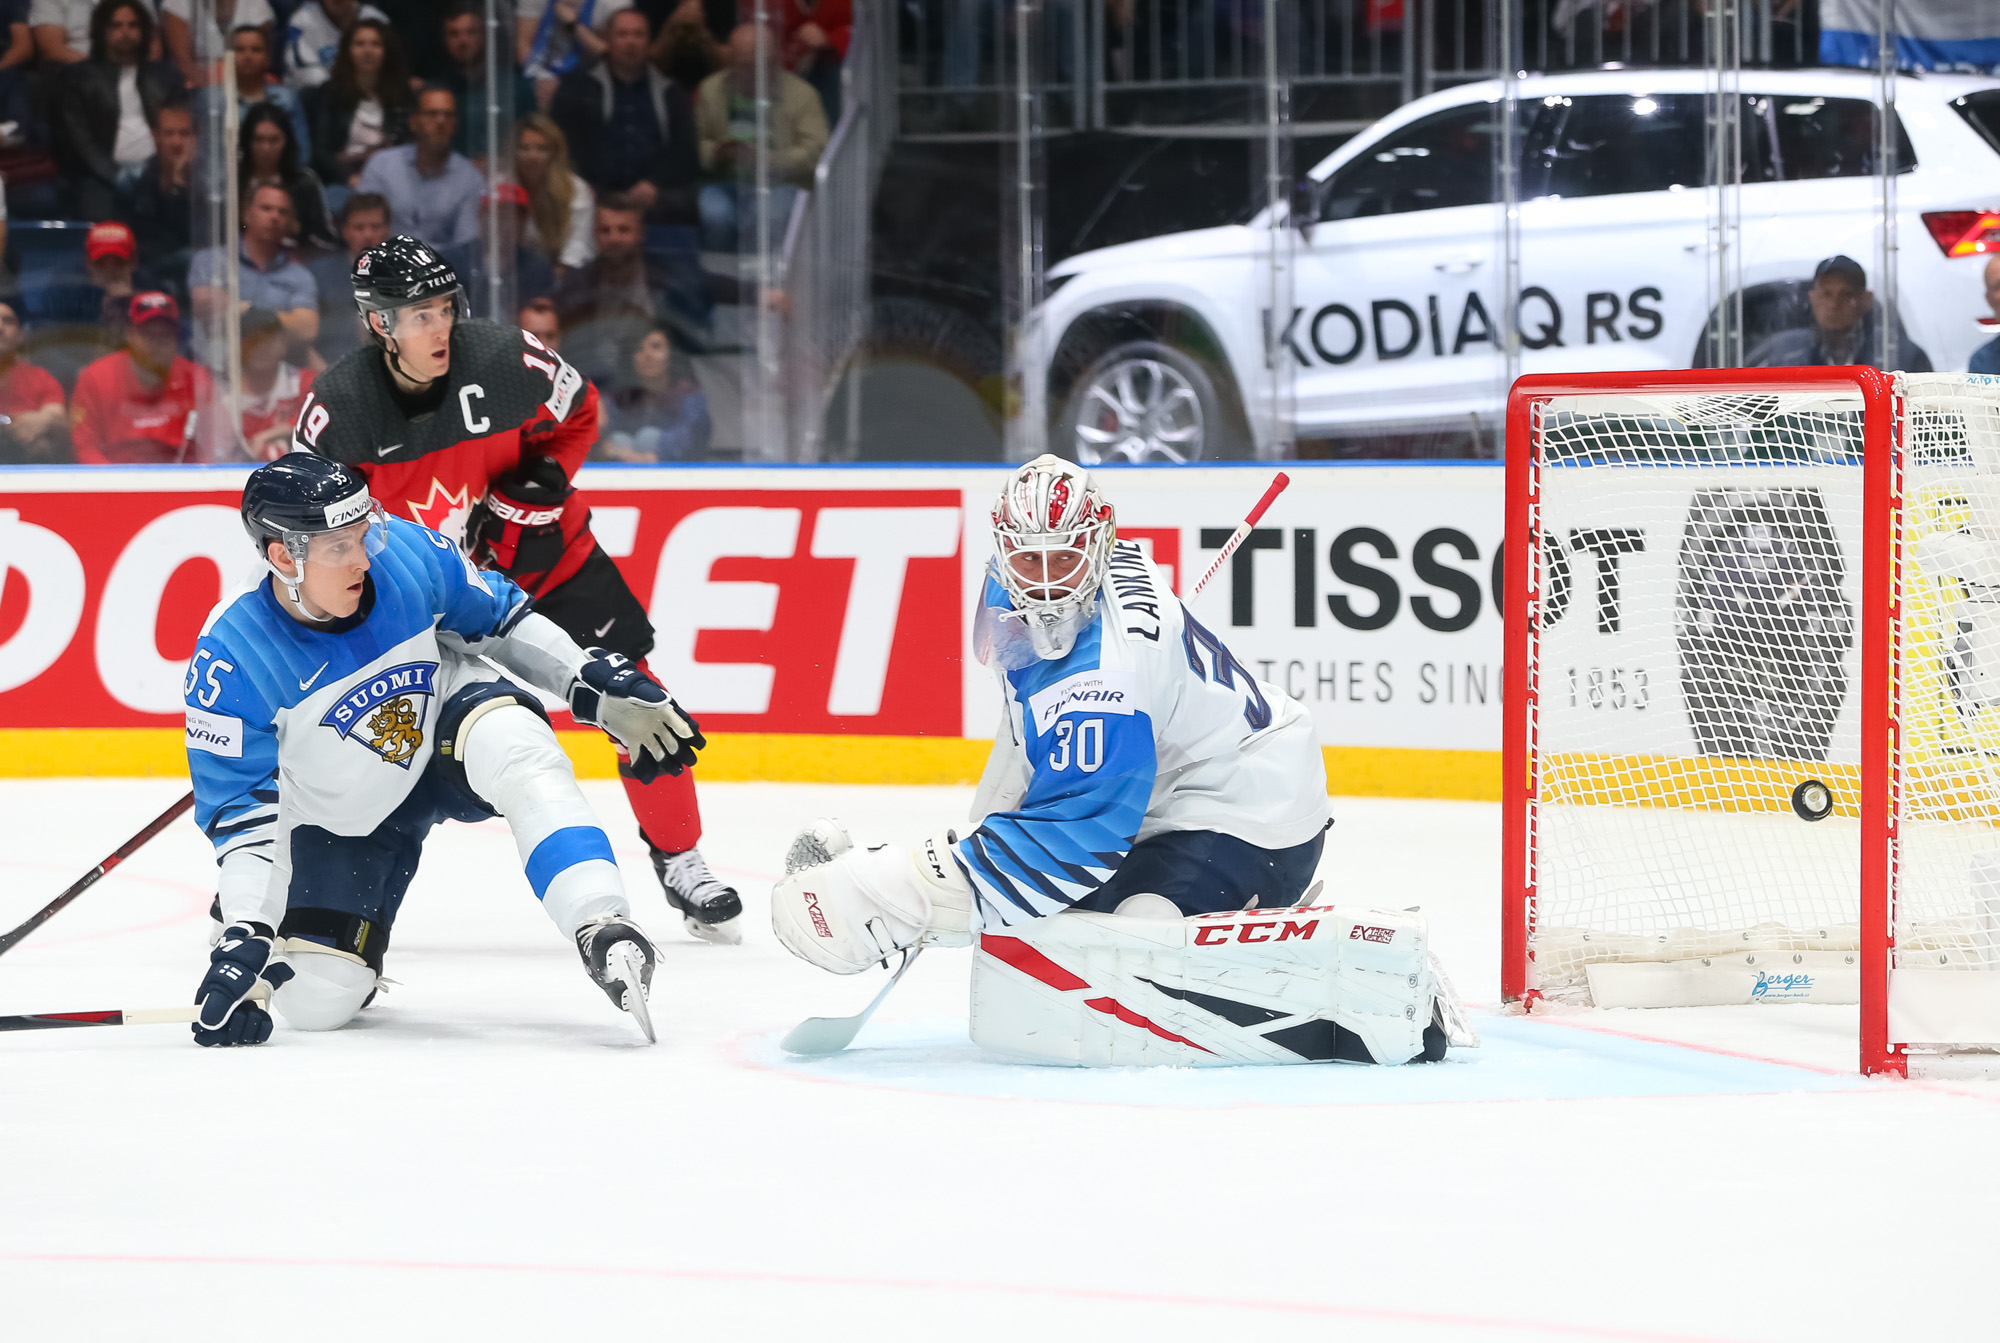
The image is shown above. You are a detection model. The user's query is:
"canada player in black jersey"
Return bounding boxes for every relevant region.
[292,236,743,942]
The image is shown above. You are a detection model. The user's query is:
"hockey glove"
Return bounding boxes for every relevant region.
[192,923,295,1047]
[569,649,705,782]
[469,456,572,578]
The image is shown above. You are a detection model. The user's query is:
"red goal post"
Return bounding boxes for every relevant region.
[1502,366,2000,1078]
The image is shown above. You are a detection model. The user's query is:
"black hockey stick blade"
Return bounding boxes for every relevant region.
[781,946,921,1057]
[0,789,195,958]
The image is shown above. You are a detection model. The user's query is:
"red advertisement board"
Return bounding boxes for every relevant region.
[0,477,964,736]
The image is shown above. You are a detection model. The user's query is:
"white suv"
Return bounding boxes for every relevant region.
[1030,69,2000,462]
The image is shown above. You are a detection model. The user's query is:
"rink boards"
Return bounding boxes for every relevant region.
[0,462,1507,796]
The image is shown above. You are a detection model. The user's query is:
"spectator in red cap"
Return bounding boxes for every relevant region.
[441,178,556,314]
[0,295,71,464]
[33,217,140,384]
[70,290,218,463]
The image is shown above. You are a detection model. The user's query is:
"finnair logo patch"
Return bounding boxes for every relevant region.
[184,707,243,758]
[320,661,438,768]
[1028,668,1137,735]
[324,492,372,528]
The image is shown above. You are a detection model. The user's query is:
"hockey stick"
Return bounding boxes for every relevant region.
[1187,471,1292,599]
[0,790,196,959]
[0,983,267,1034]
[780,945,922,1057]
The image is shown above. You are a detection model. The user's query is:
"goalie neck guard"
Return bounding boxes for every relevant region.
[990,454,1117,661]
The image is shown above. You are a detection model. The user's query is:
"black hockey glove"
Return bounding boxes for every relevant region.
[569,650,705,783]
[469,456,573,578]
[192,922,295,1047]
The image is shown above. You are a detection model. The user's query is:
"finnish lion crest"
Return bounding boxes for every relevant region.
[364,696,424,765]
[320,661,438,769]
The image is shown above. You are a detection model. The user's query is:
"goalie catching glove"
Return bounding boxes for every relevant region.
[568,649,704,782]
[772,820,976,973]
[192,922,295,1047]
[468,456,571,579]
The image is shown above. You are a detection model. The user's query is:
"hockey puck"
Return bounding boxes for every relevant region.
[1792,779,1834,822]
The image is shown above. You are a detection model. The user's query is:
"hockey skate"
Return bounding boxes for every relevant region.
[649,844,743,945]
[576,915,658,1044]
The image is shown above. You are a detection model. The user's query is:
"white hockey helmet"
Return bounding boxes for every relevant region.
[989,454,1116,660]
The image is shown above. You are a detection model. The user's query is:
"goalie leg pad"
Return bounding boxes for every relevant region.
[971,903,1443,1067]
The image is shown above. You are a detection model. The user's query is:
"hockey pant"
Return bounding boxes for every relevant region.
[529,543,703,854]
[267,672,627,1031]
[1072,826,1328,917]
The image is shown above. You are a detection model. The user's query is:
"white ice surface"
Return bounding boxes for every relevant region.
[5,782,2000,1342]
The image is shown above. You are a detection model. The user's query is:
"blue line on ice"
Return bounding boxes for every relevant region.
[745,1012,1873,1107]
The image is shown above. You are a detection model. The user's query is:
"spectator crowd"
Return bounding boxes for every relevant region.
[0,0,842,464]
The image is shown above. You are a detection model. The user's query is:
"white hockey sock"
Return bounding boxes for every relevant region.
[460,704,629,937]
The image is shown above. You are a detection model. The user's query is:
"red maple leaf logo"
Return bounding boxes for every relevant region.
[405,479,474,543]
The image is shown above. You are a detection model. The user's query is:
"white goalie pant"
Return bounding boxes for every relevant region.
[970,901,1462,1067]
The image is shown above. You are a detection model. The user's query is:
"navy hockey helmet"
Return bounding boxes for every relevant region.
[241,453,386,570]
[351,235,467,341]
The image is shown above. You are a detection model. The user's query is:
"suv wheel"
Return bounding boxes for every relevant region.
[1058,341,1236,464]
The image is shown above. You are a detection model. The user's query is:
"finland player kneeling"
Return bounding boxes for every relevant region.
[773,457,1477,1066]
[183,456,702,1046]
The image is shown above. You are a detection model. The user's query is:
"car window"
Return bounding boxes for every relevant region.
[1312,103,1499,222]
[1744,95,1917,180]
[1957,90,2000,158]
[1521,93,1705,199]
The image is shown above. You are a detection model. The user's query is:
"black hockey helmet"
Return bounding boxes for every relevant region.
[351,235,467,341]
[241,454,384,564]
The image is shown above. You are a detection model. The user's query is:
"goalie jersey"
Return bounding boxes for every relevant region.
[183,516,533,928]
[960,540,1329,927]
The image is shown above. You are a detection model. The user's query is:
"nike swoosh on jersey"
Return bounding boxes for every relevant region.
[299,662,329,691]
[377,442,404,458]
[594,619,616,638]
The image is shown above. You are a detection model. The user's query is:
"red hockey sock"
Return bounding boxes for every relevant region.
[617,745,703,854]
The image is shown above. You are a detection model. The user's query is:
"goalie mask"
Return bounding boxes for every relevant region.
[987,454,1116,661]
[241,454,387,621]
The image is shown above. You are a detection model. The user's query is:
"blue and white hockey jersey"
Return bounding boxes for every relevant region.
[184,516,560,928]
[960,539,1329,927]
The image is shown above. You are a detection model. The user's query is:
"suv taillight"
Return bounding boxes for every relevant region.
[1922,211,2000,257]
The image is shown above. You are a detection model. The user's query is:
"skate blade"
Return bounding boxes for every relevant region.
[684,914,743,946]
[608,942,656,1044]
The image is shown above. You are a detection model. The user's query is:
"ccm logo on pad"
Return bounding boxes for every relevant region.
[803,892,833,939]
[1350,925,1395,944]
[1193,920,1318,945]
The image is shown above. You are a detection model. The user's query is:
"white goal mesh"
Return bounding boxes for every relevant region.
[1518,374,2000,1015]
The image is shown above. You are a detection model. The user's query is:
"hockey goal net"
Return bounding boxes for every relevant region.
[1502,367,2000,1075]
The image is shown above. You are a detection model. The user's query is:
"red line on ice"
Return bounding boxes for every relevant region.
[0,1249,1753,1342]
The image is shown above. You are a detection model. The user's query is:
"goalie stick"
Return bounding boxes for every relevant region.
[0,790,196,958]
[1186,471,1291,599]
[777,473,1296,1056]
[779,945,922,1057]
